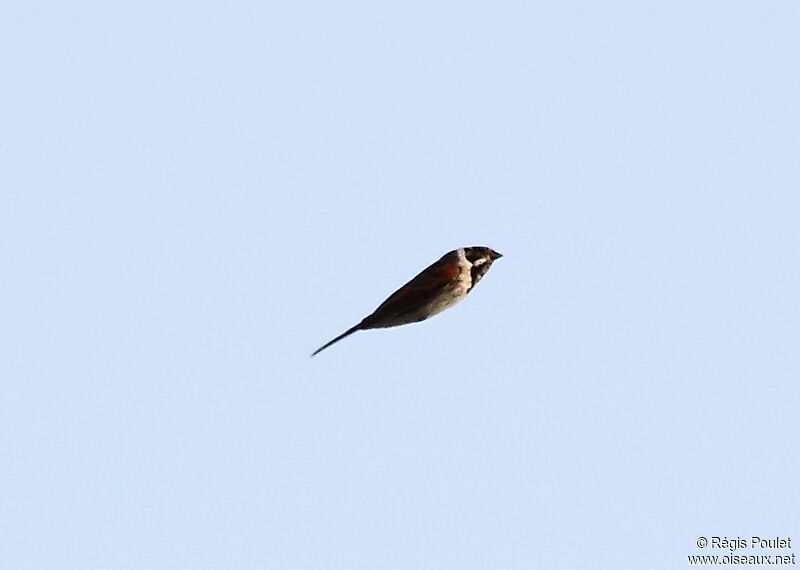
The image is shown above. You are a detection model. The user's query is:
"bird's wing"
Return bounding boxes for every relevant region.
[363,256,461,324]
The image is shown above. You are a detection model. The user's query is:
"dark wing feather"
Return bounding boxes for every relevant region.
[362,254,461,325]
[311,250,464,356]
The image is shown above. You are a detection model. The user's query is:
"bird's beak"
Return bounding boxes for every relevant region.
[490,250,503,260]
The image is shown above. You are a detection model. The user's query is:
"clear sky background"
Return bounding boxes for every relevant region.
[2,1,798,568]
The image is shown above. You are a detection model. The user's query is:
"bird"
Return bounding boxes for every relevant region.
[312,246,502,356]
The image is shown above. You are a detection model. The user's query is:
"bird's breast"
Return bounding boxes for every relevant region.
[416,248,473,318]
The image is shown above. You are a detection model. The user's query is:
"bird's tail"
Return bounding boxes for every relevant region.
[311,324,361,357]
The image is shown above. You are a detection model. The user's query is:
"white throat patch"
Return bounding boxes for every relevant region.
[455,248,473,290]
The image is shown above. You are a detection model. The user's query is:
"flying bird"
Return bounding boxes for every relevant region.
[312,246,502,356]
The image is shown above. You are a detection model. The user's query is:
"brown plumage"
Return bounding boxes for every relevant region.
[312,246,502,356]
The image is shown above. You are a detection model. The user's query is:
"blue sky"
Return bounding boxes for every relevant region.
[2,1,798,568]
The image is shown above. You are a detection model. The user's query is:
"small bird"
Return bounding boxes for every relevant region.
[312,246,502,356]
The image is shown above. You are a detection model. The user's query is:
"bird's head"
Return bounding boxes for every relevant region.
[464,246,502,291]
